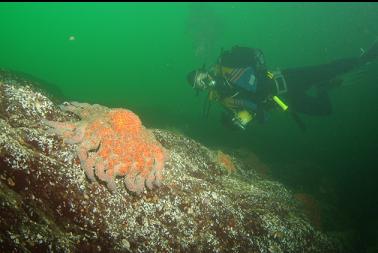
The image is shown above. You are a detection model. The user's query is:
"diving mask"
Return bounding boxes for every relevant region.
[194,71,216,89]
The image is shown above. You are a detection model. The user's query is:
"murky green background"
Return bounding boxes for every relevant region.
[1,2,377,250]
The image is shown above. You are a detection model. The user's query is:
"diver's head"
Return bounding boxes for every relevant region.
[187,68,216,91]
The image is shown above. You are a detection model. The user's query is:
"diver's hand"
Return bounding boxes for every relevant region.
[207,90,221,101]
[221,97,239,109]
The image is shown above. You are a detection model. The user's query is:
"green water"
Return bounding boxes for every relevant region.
[1,2,378,251]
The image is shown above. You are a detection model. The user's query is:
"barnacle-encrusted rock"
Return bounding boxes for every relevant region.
[0,77,352,252]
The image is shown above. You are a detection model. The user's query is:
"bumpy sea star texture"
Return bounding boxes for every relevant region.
[43,102,165,194]
[0,75,354,253]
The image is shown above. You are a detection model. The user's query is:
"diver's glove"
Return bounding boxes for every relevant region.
[221,97,239,109]
[208,89,221,101]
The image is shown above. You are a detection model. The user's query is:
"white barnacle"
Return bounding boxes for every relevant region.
[211,192,218,200]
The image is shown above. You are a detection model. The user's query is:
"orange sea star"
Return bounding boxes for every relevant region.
[44,102,165,194]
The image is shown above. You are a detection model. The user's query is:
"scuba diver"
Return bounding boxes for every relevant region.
[186,42,378,130]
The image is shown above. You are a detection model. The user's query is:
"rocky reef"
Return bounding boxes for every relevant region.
[0,76,350,252]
